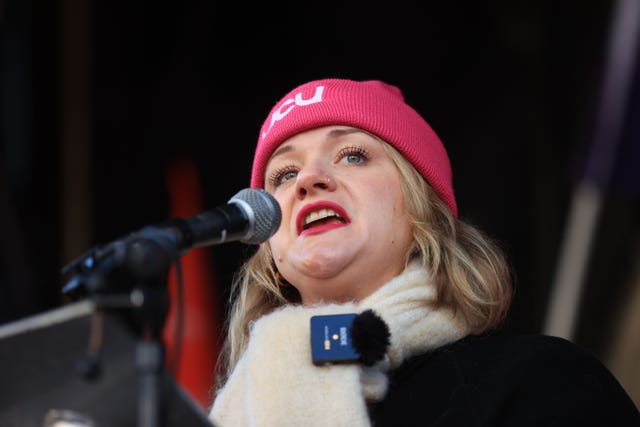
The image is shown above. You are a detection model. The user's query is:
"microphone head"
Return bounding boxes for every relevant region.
[228,188,282,244]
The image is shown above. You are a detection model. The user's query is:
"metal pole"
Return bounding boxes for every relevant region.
[544,0,640,339]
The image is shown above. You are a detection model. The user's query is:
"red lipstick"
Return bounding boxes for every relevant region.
[296,201,350,236]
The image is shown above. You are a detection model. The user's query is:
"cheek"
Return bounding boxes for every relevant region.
[376,178,411,240]
[271,193,293,235]
[268,232,286,259]
[371,176,404,215]
[267,192,297,264]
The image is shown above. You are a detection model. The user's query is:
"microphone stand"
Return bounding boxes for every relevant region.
[135,285,168,427]
[62,228,181,427]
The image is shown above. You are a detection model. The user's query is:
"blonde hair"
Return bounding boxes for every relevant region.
[214,141,513,390]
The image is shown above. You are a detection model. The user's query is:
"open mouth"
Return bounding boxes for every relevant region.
[302,208,347,231]
[297,202,350,235]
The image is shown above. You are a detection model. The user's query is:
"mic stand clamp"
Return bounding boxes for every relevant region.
[61,229,180,427]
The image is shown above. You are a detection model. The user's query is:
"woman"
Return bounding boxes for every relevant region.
[208,78,639,426]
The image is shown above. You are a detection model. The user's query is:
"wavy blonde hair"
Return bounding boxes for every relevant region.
[214,141,513,390]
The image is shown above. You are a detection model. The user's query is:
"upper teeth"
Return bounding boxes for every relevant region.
[305,209,341,225]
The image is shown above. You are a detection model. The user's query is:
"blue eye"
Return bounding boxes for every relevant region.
[338,146,369,164]
[346,153,364,164]
[281,170,297,182]
[268,165,298,187]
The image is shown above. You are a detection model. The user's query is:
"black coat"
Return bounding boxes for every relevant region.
[369,333,640,426]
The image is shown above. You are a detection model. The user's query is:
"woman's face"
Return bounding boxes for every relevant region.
[264,126,413,304]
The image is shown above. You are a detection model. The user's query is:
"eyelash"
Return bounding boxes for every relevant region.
[268,164,298,188]
[267,145,371,187]
[336,145,369,164]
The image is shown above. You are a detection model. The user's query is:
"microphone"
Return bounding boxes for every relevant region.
[167,187,282,250]
[61,188,281,298]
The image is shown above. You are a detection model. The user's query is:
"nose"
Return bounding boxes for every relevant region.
[295,166,336,198]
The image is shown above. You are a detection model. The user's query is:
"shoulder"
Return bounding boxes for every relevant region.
[463,333,639,422]
[437,333,633,401]
[443,332,609,373]
[374,333,640,426]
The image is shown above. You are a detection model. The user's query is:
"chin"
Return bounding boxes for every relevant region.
[294,247,353,275]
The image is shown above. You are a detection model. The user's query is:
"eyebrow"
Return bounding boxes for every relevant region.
[270,144,294,160]
[269,128,369,160]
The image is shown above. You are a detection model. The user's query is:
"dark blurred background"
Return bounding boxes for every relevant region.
[2,0,639,410]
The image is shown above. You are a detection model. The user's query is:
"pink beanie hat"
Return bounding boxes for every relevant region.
[250,78,458,217]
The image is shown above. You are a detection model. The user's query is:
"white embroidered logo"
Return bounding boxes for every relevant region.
[261,85,325,139]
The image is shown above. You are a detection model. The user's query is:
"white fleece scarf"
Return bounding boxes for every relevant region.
[209,262,470,427]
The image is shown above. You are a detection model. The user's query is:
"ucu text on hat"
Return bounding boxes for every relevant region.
[261,85,325,140]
